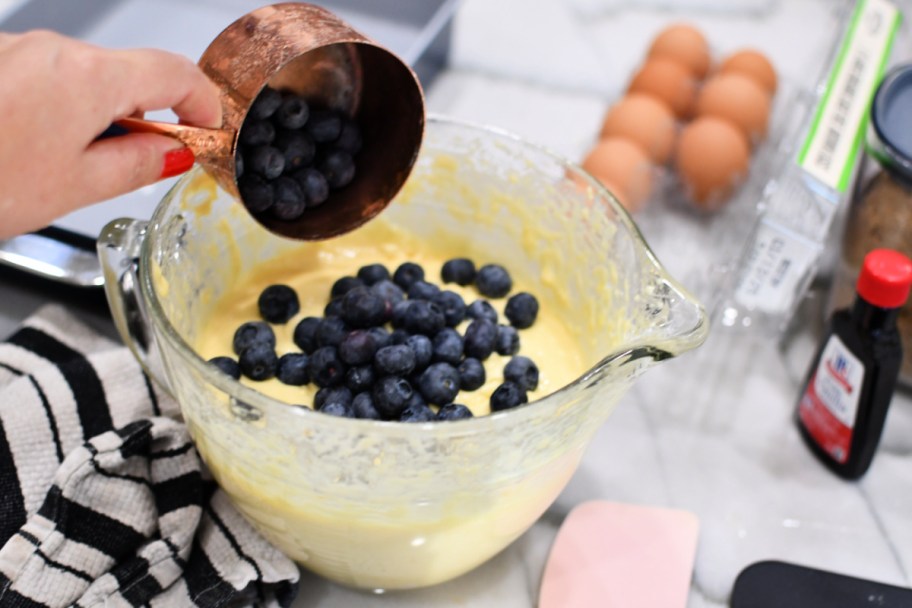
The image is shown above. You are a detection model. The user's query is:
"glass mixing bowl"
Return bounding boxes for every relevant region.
[98,116,708,590]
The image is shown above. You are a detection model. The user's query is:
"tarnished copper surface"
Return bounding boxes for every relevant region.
[120,2,425,241]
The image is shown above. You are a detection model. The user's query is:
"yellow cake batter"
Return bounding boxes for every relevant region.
[195,221,584,417]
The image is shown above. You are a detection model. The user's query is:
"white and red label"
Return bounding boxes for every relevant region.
[798,335,864,463]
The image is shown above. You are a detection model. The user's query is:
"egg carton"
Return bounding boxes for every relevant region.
[631,0,908,334]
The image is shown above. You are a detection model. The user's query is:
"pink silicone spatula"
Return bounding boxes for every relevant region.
[539,500,699,608]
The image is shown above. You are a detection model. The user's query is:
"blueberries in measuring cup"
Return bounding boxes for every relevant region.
[238,174,273,214]
[236,86,362,220]
[249,87,283,120]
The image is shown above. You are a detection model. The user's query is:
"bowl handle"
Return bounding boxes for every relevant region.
[97,218,173,396]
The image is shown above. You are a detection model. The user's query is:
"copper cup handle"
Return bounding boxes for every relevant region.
[113,117,235,166]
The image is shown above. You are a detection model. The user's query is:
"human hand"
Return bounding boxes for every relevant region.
[0,30,222,238]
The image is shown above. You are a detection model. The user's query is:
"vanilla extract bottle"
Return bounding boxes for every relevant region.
[796,249,912,480]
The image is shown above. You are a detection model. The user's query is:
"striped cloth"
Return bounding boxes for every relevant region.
[0,305,299,607]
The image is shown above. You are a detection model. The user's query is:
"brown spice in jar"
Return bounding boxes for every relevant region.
[841,170,912,382]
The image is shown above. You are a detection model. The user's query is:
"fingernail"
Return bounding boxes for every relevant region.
[160,147,195,179]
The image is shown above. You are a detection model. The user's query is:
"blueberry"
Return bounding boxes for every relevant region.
[441,258,476,286]
[249,87,283,120]
[306,109,343,143]
[403,300,446,336]
[314,386,353,409]
[270,177,306,220]
[371,279,405,306]
[319,401,354,418]
[277,353,310,385]
[345,365,376,394]
[238,174,274,213]
[437,403,474,421]
[335,119,363,153]
[432,328,463,365]
[275,130,315,171]
[393,262,425,290]
[368,326,392,350]
[233,321,276,355]
[505,292,539,329]
[504,356,539,391]
[357,263,390,286]
[391,300,411,328]
[495,325,521,356]
[418,362,461,405]
[324,298,344,317]
[331,276,364,300]
[372,376,414,418]
[374,344,416,376]
[258,284,300,323]
[400,402,436,423]
[405,334,433,371]
[490,381,528,411]
[475,264,512,298]
[389,328,411,345]
[407,280,440,301]
[466,299,498,324]
[208,356,240,380]
[463,319,496,360]
[341,287,387,328]
[432,291,466,327]
[239,119,276,146]
[239,344,278,381]
[293,316,321,353]
[292,168,330,207]
[308,346,347,388]
[352,392,381,420]
[248,145,285,179]
[316,316,349,348]
[274,95,309,129]
[320,149,355,189]
[405,390,427,410]
[338,330,378,365]
[457,357,485,391]
[235,153,244,179]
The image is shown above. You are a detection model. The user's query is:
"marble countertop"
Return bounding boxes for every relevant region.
[291,0,912,606]
[1,1,911,606]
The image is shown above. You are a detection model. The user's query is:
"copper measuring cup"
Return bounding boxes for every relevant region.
[117,2,425,240]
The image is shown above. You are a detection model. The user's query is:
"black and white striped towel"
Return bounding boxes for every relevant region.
[0,305,299,607]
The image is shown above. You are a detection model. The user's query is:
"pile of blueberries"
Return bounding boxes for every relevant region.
[235,85,361,221]
[208,258,542,422]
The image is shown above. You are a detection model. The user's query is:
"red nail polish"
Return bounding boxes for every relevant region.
[160,147,195,179]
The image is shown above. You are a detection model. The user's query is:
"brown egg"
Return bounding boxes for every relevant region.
[628,58,698,119]
[695,73,772,144]
[719,49,778,94]
[675,116,751,210]
[647,24,711,79]
[582,137,654,212]
[600,93,677,164]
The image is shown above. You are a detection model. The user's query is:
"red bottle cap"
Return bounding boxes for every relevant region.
[856,249,912,308]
